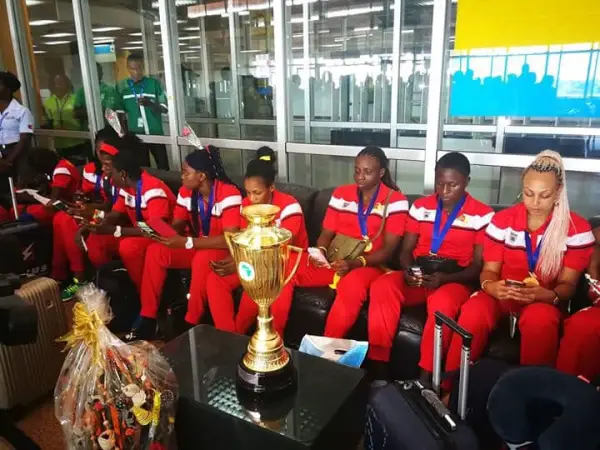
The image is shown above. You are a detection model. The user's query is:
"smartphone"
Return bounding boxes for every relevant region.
[147,218,178,238]
[137,221,158,237]
[52,200,71,213]
[505,279,526,288]
[308,247,331,268]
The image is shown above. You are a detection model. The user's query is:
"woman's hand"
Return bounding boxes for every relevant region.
[485,280,518,301]
[421,272,447,290]
[211,258,236,277]
[74,227,90,251]
[309,248,329,268]
[331,260,358,276]
[404,270,423,287]
[157,235,187,249]
[512,286,556,305]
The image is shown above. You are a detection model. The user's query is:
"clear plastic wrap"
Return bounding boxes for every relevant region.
[54,285,178,450]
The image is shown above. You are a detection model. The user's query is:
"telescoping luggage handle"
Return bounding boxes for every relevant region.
[8,177,18,221]
[432,311,473,421]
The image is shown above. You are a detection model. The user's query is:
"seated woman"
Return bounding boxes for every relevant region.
[80,136,176,294]
[368,152,494,376]
[556,224,600,381]
[51,126,119,299]
[444,150,594,387]
[0,147,81,224]
[206,147,308,335]
[311,146,408,339]
[128,146,243,341]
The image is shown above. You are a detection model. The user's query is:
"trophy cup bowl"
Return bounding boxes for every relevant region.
[225,204,303,394]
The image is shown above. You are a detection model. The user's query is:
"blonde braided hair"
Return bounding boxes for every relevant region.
[522,150,571,282]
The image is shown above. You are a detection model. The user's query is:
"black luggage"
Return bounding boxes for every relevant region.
[365,312,478,450]
[95,260,140,333]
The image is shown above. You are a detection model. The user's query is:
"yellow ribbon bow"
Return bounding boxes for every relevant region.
[57,302,105,366]
[259,155,271,161]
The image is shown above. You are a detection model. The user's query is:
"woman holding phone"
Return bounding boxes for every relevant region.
[127,146,242,341]
[368,152,494,376]
[207,147,308,335]
[444,150,594,386]
[51,126,119,299]
[81,136,176,295]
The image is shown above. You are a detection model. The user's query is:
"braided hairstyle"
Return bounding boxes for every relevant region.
[522,150,570,282]
[245,146,276,186]
[357,145,399,191]
[185,145,243,194]
[108,134,148,181]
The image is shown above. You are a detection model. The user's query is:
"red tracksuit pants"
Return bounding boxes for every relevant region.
[324,266,384,338]
[139,244,229,325]
[208,253,336,336]
[557,306,600,380]
[368,271,473,365]
[445,291,561,375]
[0,204,55,224]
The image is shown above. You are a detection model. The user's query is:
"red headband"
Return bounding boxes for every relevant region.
[100,142,119,156]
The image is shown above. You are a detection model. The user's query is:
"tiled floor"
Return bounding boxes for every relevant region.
[16,398,64,450]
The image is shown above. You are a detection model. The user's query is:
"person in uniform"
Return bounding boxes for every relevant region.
[0,71,33,196]
[116,53,169,170]
[126,146,242,341]
[443,150,594,390]
[368,152,494,377]
[73,63,120,125]
[43,73,89,165]
[206,147,308,335]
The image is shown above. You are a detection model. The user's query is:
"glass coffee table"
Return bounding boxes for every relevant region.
[161,325,368,450]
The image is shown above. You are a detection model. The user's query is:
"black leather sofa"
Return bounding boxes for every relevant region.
[146,168,594,381]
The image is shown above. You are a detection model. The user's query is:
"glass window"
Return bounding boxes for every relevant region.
[288,0,396,144]
[174,0,276,142]
[27,0,92,163]
[87,0,168,138]
[288,153,424,194]
[443,0,600,158]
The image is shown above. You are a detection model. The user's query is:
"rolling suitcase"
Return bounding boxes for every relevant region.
[365,311,478,450]
[0,277,68,409]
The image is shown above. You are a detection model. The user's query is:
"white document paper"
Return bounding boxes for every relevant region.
[16,189,51,206]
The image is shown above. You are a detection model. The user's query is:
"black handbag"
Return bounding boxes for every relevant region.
[415,255,462,275]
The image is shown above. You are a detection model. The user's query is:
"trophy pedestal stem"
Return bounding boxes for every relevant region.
[236,306,296,394]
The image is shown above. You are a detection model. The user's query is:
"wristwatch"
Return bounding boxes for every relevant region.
[113,225,122,238]
[185,237,194,250]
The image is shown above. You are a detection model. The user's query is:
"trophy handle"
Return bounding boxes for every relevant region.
[283,246,303,286]
[224,231,234,253]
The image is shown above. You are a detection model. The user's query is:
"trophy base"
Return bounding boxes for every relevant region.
[236,352,297,394]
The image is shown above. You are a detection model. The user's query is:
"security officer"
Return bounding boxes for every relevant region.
[0,71,34,195]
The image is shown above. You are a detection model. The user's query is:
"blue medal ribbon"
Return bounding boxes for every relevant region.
[111,185,119,205]
[524,232,542,273]
[198,185,215,237]
[135,179,143,222]
[94,172,102,197]
[430,195,467,255]
[358,184,381,238]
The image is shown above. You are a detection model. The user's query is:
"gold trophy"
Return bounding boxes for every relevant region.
[225,204,302,393]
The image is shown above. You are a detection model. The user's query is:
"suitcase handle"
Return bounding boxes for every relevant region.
[432,312,472,421]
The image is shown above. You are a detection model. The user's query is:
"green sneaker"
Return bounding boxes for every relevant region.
[61,279,82,302]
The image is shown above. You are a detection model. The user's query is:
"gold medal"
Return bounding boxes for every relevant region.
[523,272,539,287]
[364,241,373,253]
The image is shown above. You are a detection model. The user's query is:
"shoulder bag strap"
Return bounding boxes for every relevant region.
[369,190,394,243]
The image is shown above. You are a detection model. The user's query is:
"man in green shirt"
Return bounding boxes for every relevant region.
[116,53,170,170]
[73,63,121,125]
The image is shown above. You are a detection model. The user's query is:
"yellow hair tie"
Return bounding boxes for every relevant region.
[259,155,271,161]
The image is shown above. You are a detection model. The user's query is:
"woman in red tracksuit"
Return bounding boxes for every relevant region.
[368,152,494,377]
[310,146,408,339]
[81,136,176,296]
[556,226,600,381]
[206,147,308,335]
[0,147,81,223]
[127,146,243,341]
[444,150,594,388]
[51,126,119,298]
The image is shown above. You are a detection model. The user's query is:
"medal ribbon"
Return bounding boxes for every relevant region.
[198,185,215,237]
[430,195,467,254]
[524,232,542,274]
[94,172,102,197]
[128,79,145,103]
[358,184,380,238]
[135,179,143,222]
